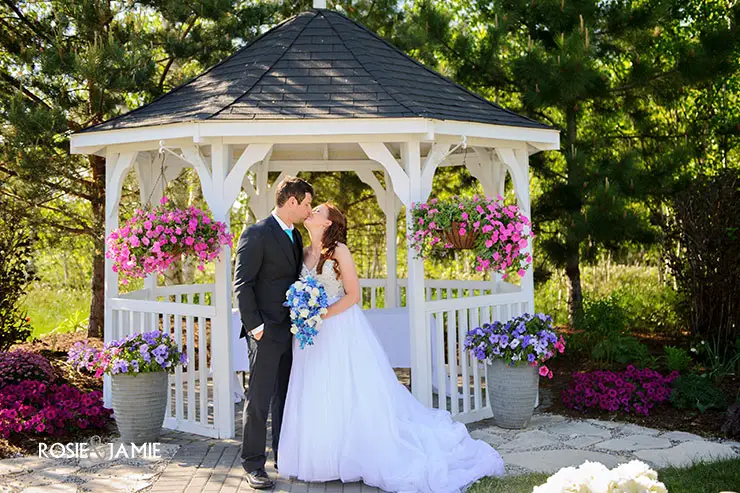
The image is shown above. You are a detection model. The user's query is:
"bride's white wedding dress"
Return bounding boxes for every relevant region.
[277,260,505,492]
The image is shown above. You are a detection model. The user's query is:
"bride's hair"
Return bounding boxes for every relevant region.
[318,202,347,278]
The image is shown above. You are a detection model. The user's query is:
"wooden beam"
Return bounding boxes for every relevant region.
[420,143,452,201]
[224,143,272,207]
[359,142,410,206]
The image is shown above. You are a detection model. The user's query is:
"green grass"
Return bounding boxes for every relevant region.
[21,285,91,338]
[468,472,549,493]
[467,458,740,493]
[659,458,740,493]
[535,263,682,334]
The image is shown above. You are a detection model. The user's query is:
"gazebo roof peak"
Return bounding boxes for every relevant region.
[82,8,550,134]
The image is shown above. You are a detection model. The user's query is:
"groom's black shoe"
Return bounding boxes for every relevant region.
[246,468,274,489]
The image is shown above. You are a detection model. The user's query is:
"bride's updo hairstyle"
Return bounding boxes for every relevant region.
[318,203,347,278]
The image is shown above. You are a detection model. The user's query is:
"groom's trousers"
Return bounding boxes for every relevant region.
[241,334,293,472]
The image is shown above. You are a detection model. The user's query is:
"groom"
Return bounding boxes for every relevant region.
[233,176,314,489]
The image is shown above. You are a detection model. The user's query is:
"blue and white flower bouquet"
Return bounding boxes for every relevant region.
[284,276,329,349]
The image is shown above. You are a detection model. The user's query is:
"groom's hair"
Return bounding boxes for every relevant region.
[275,176,314,207]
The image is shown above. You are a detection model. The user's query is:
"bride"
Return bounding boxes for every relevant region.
[277,203,505,492]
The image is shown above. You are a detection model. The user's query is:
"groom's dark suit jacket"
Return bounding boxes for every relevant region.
[233,215,303,343]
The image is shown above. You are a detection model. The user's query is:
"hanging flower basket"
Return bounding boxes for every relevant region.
[444,221,479,249]
[106,196,233,284]
[408,195,533,278]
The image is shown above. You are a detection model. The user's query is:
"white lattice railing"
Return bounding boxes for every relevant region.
[424,291,531,424]
[108,283,217,437]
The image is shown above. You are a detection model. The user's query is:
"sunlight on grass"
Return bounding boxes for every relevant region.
[22,286,91,338]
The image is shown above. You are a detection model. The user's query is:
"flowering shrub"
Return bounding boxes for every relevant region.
[0,380,111,438]
[532,460,667,493]
[408,195,532,277]
[464,313,565,379]
[106,196,233,284]
[0,350,56,387]
[284,276,329,349]
[68,331,187,377]
[562,366,679,416]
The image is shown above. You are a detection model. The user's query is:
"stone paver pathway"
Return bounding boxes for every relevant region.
[1,412,739,492]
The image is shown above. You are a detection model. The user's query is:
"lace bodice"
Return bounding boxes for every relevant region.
[301,259,345,300]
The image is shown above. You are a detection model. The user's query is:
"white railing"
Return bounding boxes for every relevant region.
[108,279,529,438]
[424,291,531,424]
[108,283,217,437]
[359,278,514,309]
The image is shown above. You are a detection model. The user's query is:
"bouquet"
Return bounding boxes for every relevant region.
[106,196,233,284]
[532,460,667,493]
[68,330,188,377]
[464,313,565,379]
[408,195,532,277]
[284,276,329,349]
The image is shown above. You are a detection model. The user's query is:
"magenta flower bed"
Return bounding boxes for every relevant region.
[0,350,56,387]
[562,366,679,416]
[0,380,111,438]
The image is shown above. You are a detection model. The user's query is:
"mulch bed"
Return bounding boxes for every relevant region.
[1,331,118,459]
[540,330,739,440]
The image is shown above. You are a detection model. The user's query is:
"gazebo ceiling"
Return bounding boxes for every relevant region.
[82,9,550,134]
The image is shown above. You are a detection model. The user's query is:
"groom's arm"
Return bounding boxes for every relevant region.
[233,226,264,336]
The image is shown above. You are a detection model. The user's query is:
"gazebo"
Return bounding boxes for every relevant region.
[70,3,559,439]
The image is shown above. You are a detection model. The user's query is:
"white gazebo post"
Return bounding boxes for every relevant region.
[384,172,399,308]
[103,150,137,407]
[496,146,535,310]
[403,140,433,407]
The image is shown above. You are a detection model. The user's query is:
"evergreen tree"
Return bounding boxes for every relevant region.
[0,0,281,338]
[410,0,740,322]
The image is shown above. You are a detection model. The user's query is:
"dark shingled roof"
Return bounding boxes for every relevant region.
[83,9,549,133]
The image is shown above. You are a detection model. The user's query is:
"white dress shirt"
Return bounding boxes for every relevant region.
[250,211,295,338]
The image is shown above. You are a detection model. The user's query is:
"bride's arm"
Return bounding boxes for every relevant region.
[322,243,361,319]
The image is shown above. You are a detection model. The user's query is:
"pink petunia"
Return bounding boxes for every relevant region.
[539,366,549,377]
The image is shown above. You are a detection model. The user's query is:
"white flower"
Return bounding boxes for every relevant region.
[299,309,309,318]
[510,338,521,349]
[319,308,328,315]
[611,461,658,481]
[311,287,320,296]
[290,325,298,334]
[512,353,521,361]
[533,460,665,493]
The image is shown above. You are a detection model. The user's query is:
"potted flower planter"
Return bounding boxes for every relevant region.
[68,330,188,444]
[465,313,566,429]
[111,371,168,443]
[486,359,539,429]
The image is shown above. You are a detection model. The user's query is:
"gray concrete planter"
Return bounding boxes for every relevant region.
[111,371,168,444]
[486,358,539,429]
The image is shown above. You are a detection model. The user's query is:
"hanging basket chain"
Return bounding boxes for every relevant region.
[144,148,168,207]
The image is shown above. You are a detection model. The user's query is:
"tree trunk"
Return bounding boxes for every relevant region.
[565,253,584,325]
[88,154,106,339]
[565,104,584,323]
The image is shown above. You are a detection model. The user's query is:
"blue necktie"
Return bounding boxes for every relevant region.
[284,229,294,243]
